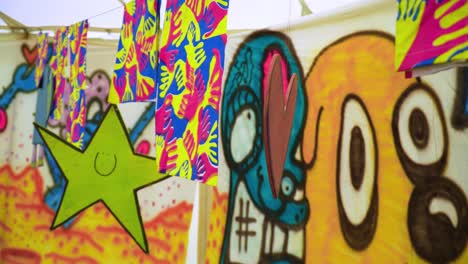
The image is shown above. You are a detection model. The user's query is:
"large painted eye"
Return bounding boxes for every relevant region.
[222,87,261,171]
[392,83,448,184]
[337,94,378,250]
[231,107,257,163]
[393,83,467,263]
[281,175,295,197]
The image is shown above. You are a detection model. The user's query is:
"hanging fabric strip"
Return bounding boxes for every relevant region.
[108,0,161,104]
[67,20,89,149]
[33,66,54,147]
[49,26,70,122]
[395,0,468,77]
[155,0,230,186]
[35,33,49,88]
[32,65,54,167]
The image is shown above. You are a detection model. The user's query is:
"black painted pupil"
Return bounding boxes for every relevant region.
[97,86,102,93]
[350,126,365,190]
[247,112,251,120]
[409,108,429,149]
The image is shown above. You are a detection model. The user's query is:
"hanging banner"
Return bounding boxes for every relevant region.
[67,20,89,149]
[32,66,54,167]
[34,33,49,87]
[108,0,161,103]
[49,26,69,122]
[155,0,230,186]
[395,0,468,77]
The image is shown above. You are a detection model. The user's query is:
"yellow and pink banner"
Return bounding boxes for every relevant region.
[395,0,468,77]
[34,33,49,87]
[108,0,161,103]
[155,0,230,186]
[67,20,89,149]
[49,27,70,122]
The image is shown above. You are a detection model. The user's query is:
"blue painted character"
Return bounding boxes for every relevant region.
[220,31,309,263]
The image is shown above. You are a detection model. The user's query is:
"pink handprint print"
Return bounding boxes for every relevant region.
[207,49,223,111]
[198,108,211,143]
[155,0,228,185]
[178,67,206,120]
[158,128,178,172]
[203,1,227,39]
[159,45,179,71]
[196,153,217,182]
[155,95,173,134]
[183,129,197,162]
[187,0,206,20]
[398,0,468,71]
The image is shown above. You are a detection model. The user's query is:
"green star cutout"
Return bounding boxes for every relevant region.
[34,105,168,253]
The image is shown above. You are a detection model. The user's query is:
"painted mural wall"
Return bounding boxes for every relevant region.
[1,1,467,263]
[205,1,467,263]
[0,36,196,263]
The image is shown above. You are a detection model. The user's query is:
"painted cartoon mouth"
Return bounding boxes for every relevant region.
[260,220,304,263]
[228,180,304,263]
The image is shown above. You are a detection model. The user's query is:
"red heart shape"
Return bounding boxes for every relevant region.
[22,44,38,65]
[263,54,298,198]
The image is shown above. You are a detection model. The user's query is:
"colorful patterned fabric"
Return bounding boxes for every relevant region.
[155,0,230,186]
[33,66,54,146]
[67,20,89,149]
[108,0,161,103]
[35,33,49,87]
[49,27,70,121]
[395,0,468,76]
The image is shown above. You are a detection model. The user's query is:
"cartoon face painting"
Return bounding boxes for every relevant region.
[213,30,468,264]
[220,31,308,263]
[302,32,468,263]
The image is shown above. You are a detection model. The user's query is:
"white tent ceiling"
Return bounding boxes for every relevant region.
[0,0,359,33]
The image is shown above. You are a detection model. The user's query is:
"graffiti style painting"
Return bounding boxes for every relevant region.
[395,0,468,76]
[205,2,468,263]
[108,0,161,103]
[302,31,467,263]
[218,31,308,263]
[66,20,89,150]
[155,0,230,186]
[0,41,195,263]
[0,43,37,134]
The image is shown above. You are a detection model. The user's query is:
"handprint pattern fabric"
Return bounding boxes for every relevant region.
[155,0,230,186]
[35,33,49,87]
[49,27,70,122]
[395,0,468,77]
[66,20,89,149]
[108,0,161,103]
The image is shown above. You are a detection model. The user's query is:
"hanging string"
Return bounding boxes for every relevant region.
[26,4,125,35]
[83,5,124,23]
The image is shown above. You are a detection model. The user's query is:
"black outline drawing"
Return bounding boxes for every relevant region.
[94,152,117,177]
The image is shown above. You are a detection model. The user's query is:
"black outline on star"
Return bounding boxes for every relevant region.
[34,104,170,253]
